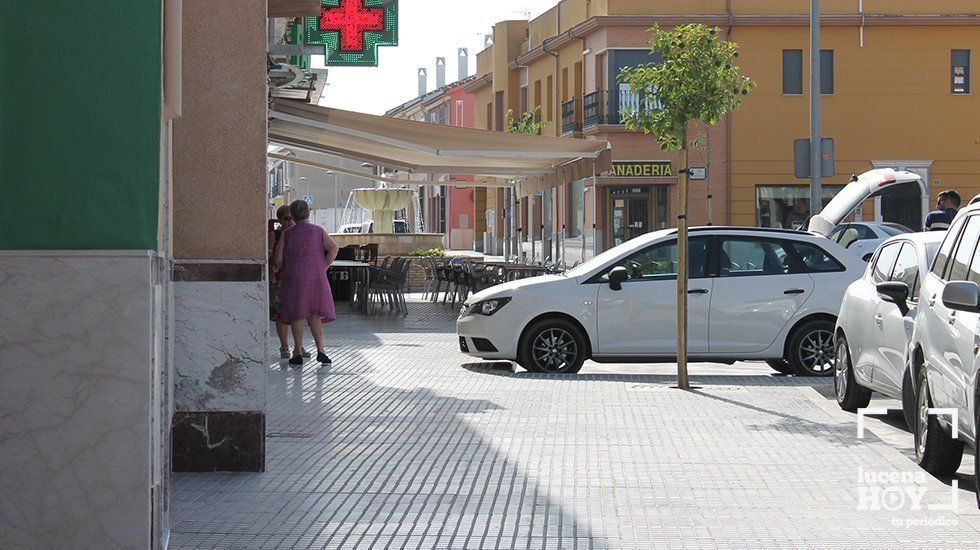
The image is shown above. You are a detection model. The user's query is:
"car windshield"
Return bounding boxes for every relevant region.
[880,223,913,236]
[566,230,673,278]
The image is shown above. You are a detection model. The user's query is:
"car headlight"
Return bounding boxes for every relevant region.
[473,298,511,316]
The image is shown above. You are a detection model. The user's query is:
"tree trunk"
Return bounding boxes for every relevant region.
[676,142,690,390]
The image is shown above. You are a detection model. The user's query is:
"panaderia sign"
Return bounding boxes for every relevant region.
[609,161,673,178]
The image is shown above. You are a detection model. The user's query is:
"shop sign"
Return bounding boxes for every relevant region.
[610,161,673,178]
[305,0,398,67]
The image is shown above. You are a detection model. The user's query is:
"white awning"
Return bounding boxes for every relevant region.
[268,99,611,197]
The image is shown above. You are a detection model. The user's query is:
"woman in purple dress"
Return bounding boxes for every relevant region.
[274,200,339,366]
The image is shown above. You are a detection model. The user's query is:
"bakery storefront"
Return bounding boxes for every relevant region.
[599,160,673,248]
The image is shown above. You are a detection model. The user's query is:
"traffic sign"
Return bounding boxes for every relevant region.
[303,194,314,207]
[794,138,835,178]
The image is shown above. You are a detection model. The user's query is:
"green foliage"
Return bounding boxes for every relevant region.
[505,106,549,135]
[618,24,755,151]
[407,248,445,257]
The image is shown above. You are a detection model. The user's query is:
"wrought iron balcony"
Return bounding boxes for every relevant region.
[560,98,582,135]
[583,89,661,127]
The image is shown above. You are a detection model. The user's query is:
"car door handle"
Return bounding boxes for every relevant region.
[929,294,937,307]
[874,314,883,324]
[783,288,805,295]
[688,288,709,295]
[948,311,957,325]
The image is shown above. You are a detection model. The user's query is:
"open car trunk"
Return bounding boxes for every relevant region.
[806,168,925,236]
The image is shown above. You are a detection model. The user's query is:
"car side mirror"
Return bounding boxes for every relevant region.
[941,281,980,313]
[608,266,629,291]
[877,281,910,315]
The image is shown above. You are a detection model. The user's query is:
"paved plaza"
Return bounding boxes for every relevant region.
[171,297,980,549]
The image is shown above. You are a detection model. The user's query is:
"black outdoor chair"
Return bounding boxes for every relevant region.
[336,245,358,261]
[359,243,379,264]
[371,257,411,315]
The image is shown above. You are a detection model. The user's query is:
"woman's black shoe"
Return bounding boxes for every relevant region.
[317,352,331,365]
[288,355,304,366]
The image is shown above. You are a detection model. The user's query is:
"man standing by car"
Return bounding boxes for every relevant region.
[924,190,961,230]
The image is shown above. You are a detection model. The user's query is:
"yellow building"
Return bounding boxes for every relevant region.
[468,0,980,261]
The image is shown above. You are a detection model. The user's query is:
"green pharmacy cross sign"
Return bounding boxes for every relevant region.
[305,0,398,67]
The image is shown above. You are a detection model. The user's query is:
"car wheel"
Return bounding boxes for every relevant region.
[765,359,794,375]
[518,318,586,374]
[787,320,836,377]
[975,405,980,509]
[901,366,916,432]
[914,367,964,476]
[834,335,871,411]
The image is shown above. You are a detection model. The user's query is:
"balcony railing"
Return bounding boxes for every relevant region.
[561,98,582,135]
[583,89,661,127]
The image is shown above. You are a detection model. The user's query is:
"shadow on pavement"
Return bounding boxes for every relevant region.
[172,358,607,549]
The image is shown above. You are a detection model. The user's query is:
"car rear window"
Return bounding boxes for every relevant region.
[791,242,846,273]
[880,223,913,236]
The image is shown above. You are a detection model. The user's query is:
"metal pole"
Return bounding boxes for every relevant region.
[809,0,822,215]
[592,160,599,257]
[530,194,536,262]
[332,172,338,232]
[501,187,514,263]
[510,186,518,262]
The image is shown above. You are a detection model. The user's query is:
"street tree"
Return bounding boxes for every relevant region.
[619,23,754,389]
[506,106,549,135]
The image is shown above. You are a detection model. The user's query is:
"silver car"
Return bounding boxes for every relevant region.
[908,195,980,504]
[833,232,944,429]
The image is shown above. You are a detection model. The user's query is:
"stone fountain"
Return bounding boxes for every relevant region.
[352,187,414,234]
[331,186,444,255]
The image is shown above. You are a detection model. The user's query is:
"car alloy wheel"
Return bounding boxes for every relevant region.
[790,326,835,376]
[833,334,871,411]
[518,318,587,374]
[975,407,979,509]
[532,328,578,372]
[914,368,964,475]
[834,339,849,399]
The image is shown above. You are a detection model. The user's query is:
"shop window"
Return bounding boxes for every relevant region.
[782,50,803,94]
[952,50,970,94]
[755,185,843,229]
[655,186,668,229]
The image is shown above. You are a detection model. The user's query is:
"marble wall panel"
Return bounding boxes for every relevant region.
[173,280,268,412]
[0,252,158,549]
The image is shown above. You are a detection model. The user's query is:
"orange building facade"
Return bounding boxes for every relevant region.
[468,0,980,262]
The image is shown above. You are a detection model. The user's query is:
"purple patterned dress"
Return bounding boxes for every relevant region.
[278,222,336,324]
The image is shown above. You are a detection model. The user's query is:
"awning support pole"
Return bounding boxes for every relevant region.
[530,194,536,262]
[592,160,599,257]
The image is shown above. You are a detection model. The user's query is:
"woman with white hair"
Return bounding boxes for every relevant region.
[274,200,339,366]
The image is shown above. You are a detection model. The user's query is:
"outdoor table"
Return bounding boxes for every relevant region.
[328,260,371,312]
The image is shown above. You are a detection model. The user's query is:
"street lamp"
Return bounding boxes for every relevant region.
[299,176,309,202]
[325,170,338,231]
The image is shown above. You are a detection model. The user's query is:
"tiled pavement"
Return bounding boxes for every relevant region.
[171,296,980,549]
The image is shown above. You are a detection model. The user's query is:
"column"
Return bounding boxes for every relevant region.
[170,0,269,472]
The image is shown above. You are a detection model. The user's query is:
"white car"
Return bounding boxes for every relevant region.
[829,222,914,262]
[458,226,866,376]
[337,220,409,234]
[833,232,944,426]
[908,195,980,494]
